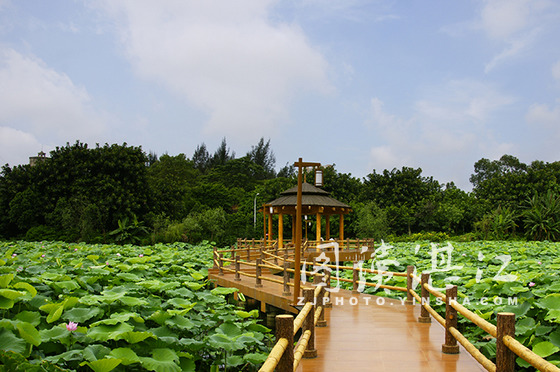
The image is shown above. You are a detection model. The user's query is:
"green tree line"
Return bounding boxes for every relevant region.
[2,141,560,244]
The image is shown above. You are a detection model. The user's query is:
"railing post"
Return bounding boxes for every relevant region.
[405,265,414,305]
[274,243,279,265]
[352,263,359,294]
[218,253,224,276]
[235,255,241,281]
[442,285,459,354]
[496,312,516,372]
[276,314,294,372]
[303,288,317,358]
[418,273,431,323]
[213,247,218,269]
[324,270,332,308]
[317,285,327,327]
[282,258,291,296]
[255,258,263,288]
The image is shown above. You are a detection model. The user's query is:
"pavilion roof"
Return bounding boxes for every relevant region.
[268,182,351,212]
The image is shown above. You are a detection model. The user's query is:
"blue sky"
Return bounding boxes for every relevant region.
[1,0,559,190]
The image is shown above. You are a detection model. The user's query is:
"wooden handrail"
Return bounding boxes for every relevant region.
[405,267,560,372]
[502,336,560,372]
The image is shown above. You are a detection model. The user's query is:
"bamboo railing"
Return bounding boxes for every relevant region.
[258,286,327,372]
[407,268,560,372]
[213,240,560,372]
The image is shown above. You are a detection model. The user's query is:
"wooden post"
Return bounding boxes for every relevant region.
[255,258,263,288]
[325,215,330,240]
[234,255,241,281]
[442,285,460,354]
[213,247,218,269]
[303,288,317,358]
[278,213,284,249]
[496,312,516,372]
[352,263,359,294]
[324,270,332,308]
[276,314,294,372]
[218,253,224,276]
[339,214,344,244]
[317,285,327,327]
[418,273,431,323]
[283,258,291,296]
[405,265,414,305]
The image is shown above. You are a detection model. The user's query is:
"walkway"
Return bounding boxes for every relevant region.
[296,289,486,372]
[209,268,486,371]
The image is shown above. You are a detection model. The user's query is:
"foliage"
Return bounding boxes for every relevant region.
[0,241,271,371]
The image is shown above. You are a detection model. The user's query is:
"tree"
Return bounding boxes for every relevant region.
[192,143,210,173]
[211,138,234,168]
[246,138,276,179]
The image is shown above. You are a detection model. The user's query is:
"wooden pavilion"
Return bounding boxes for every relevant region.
[263,182,352,248]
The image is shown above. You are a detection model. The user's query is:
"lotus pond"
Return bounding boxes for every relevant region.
[0,241,271,371]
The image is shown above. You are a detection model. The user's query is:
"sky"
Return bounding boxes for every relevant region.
[1,0,559,190]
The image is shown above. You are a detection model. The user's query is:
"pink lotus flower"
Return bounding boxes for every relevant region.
[529,282,536,287]
[538,261,542,265]
[66,322,78,332]
[41,254,46,258]
[74,248,78,251]
[116,253,121,257]
[139,254,144,258]
[12,253,17,257]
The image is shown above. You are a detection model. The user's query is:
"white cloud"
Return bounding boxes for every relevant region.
[474,0,557,72]
[94,0,332,145]
[366,80,515,189]
[526,100,560,129]
[0,48,109,144]
[0,127,43,167]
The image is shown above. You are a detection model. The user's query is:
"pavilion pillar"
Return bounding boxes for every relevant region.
[278,213,284,248]
[263,208,267,241]
[325,215,331,240]
[316,213,321,244]
[339,214,344,242]
[268,212,273,245]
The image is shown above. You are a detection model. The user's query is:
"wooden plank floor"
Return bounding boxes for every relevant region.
[296,290,487,372]
[209,270,486,371]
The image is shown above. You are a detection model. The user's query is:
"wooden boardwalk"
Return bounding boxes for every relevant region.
[209,269,486,372]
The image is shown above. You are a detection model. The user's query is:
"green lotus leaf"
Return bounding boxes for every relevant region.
[86,358,122,372]
[210,287,238,296]
[117,273,140,281]
[83,344,111,362]
[121,331,155,343]
[88,323,134,342]
[533,341,560,358]
[45,349,83,363]
[109,348,140,365]
[0,289,25,300]
[46,305,64,323]
[52,280,80,291]
[0,297,14,310]
[184,282,205,291]
[139,348,180,372]
[12,282,37,297]
[0,329,26,354]
[119,296,148,307]
[0,274,14,288]
[148,311,172,325]
[166,298,195,310]
[243,353,268,364]
[165,315,194,330]
[63,307,104,323]
[40,326,68,342]
[16,321,41,346]
[15,311,41,326]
